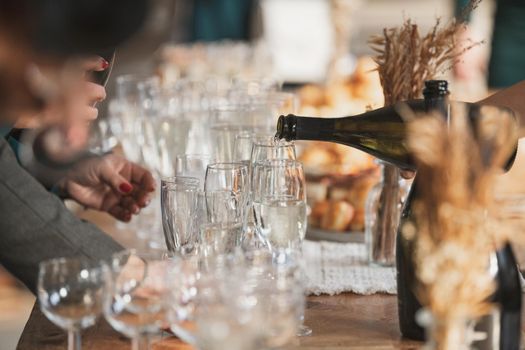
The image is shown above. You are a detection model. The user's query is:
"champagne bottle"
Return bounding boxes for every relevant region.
[397,82,522,350]
[275,80,521,349]
[276,100,427,171]
[396,80,449,340]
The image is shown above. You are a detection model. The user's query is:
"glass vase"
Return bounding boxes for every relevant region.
[365,161,410,266]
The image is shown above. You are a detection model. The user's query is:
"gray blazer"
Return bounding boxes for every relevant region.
[0,138,122,294]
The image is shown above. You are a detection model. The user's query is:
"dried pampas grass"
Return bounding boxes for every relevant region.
[405,102,518,349]
[369,0,482,105]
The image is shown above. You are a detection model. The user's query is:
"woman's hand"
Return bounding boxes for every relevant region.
[56,154,156,222]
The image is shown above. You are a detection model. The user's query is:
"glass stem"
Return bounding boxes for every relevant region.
[132,334,150,350]
[67,329,81,350]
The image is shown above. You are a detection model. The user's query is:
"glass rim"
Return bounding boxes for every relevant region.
[161,176,200,186]
[211,104,248,113]
[209,123,251,131]
[175,153,215,161]
[38,256,103,270]
[206,162,249,171]
[252,139,295,147]
[111,248,173,262]
[252,159,303,168]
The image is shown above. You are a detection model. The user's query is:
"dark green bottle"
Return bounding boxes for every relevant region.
[396,81,522,350]
[396,80,449,340]
[276,100,429,170]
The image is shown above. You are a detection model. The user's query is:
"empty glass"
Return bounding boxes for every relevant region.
[233,131,274,164]
[175,154,215,190]
[210,104,258,162]
[38,257,105,350]
[204,163,249,234]
[248,92,299,130]
[103,250,171,350]
[210,124,249,163]
[204,162,249,194]
[252,160,307,252]
[161,177,200,254]
[166,249,305,350]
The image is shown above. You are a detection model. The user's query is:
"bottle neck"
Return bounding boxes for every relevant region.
[424,94,450,120]
[277,114,336,142]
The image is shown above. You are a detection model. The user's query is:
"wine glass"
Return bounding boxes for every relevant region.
[166,249,303,350]
[204,162,249,195]
[252,159,307,252]
[233,131,275,164]
[210,124,250,163]
[250,138,297,165]
[175,154,215,190]
[210,104,255,162]
[160,177,200,254]
[38,257,106,350]
[103,249,171,350]
[204,163,249,232]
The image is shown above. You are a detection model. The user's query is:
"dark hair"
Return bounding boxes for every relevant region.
[0,0,148,56]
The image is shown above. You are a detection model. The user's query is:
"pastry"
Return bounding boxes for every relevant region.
[320,200,355,232]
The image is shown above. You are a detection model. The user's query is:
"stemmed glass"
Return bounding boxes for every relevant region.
[103,250,171,350]
[210,125,249,162]
[250,138,297,165]
[160,177,200,254]
[233,132,274,164]
[203,163,249,254]
[175,154,215,190]
[38,257,106,350]
[251,159,312,338]
[252,159,307,252]
[166,249,305,350]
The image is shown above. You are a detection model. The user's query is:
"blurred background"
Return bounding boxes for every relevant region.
[1,0,522,348]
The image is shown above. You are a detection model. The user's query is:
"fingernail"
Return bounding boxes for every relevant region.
[119,183,133,193]
[101,58,109,70]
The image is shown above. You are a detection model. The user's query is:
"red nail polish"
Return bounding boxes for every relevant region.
[119,183,133,193]
[101,58,109,70]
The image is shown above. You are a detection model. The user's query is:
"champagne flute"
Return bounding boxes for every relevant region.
[38,257,105,350]
[252,159,307,252]
[210,124,249,163]
[103,250,171,350]
[233,131,275,165]
[204,163,249,251]
[204,163,249,198]
[175,154,215,190]
[160,177,200,254]
[250,138,296,165]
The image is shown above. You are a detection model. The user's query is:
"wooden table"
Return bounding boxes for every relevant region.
[18,293,421,349]
[9,210,431,349]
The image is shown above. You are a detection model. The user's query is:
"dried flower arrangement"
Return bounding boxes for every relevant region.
[369,0,483,106]
[404,103,518,349]
[366,0,482,265]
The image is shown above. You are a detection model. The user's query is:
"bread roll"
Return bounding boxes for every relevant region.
[320,200,355,232]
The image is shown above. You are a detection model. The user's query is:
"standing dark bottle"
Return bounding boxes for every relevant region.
[397,81,522,350]
[396,80,450,341]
